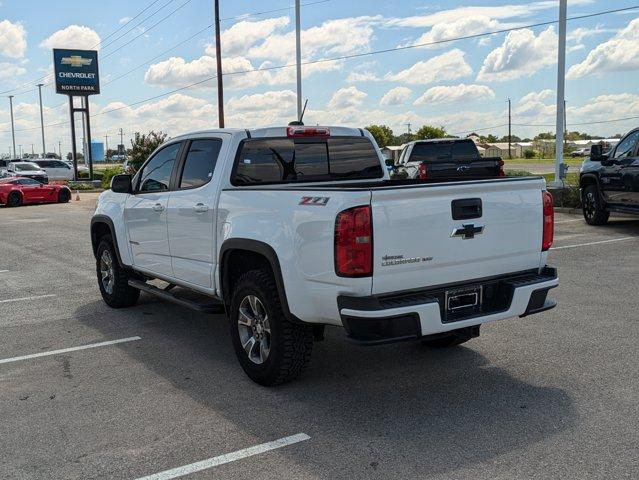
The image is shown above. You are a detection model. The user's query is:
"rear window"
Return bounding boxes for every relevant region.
[410,140,478,163]
[233,137,383,185]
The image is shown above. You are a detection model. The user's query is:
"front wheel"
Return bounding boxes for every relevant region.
[229,269,313,386]
[58,188,71,203]
[96,235,140,308]
[6,191,22,207]
[582,185,609,225]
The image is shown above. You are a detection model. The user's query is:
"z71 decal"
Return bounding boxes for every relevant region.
[299,196,330,206]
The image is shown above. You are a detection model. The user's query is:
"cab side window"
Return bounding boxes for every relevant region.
[613,131,639,159]
[138,142,181,193]
[179,139,222,189]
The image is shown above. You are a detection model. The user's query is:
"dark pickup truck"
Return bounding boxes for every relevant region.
[580,128,639,224]
[394,138,505,180]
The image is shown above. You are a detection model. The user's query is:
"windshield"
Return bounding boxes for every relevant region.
[410,140,478,163]
[14,163,40,171]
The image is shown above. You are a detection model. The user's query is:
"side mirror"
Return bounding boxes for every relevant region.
[111,174,132,194]
[590,144,605,162]
[384,158,395,167]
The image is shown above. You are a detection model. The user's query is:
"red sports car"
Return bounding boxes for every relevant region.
[0,177,72,207]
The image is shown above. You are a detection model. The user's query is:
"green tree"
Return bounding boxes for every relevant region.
[415,125,447,140]
[129,131,168,171]
[365,125,394,148]
[499,135,521,143]
[393,132,415,145]
[485,134,498,143]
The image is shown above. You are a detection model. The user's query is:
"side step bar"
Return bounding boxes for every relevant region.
[128,279,224,313]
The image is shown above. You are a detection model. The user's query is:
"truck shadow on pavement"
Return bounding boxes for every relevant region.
[76,298,575,478]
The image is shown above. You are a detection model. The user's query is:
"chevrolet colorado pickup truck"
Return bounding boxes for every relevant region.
[396,138,505,181]
[91,125,558,385]
[580,128,639,224]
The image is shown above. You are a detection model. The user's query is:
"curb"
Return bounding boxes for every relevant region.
[554,207,581,214]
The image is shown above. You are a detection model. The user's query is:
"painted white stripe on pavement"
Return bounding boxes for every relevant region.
[554,219,582,224]
[0,270,9,273]
[551,237,637,250]
[135,433,311,480]
[0,294,56,304]
[0,336,142,365]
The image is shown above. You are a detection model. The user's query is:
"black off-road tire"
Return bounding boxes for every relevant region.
[96,235,140,308]
[6,191,22,207]
[582,184,609,225]
[58,188,71,203]
[422,326,479,348]
[229,269,313,386]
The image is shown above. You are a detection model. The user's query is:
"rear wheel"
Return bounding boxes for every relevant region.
[96,235,140,308]
[582,184,609,225]
[6,191,22,207]
[229,269,313,386]
[58,188,71,203]
[422,326,480,348]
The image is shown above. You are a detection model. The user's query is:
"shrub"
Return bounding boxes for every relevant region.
[67,182,97,191]
[505,169,533,177]
[101,166,124,189]
[524,149,535,159]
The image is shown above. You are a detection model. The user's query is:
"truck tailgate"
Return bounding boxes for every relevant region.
[370,178,544,295]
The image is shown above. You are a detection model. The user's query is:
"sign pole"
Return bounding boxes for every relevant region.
[68,96,79,181]
[85,97,94,181]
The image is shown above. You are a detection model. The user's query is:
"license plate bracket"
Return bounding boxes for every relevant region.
[445,286,483,315]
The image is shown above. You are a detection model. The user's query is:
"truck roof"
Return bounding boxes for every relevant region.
[171,126,365,141]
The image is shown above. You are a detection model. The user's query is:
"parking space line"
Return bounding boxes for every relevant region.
[554,219,582,224]
[0,270,9,273]
[0,336,141,365]
[551,237,637,250]
[0,294,56,304]
[135,433,311,480]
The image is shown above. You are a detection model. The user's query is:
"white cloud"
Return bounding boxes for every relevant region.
[413,84,495,106]
[248,16,379,61]
[328,86,367,109]
[515,89,556,117]
[380,87,412,106]
[385,49,472,85]
[205,17,290,57]
[402,16,508,49]
[119,17,132,25]
[346,71,379,83]
[227,90,296,111]
[477,27,557,82]
[40,25,101,50]
[567,18,639,79]
[0,20,27,58]
[0,62,26,79]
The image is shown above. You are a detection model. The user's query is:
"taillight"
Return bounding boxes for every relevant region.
[418,163,429,180]
[497,159,506,177]
[287,126,330,138]
[542,191,554,251]
[335,206,373,277]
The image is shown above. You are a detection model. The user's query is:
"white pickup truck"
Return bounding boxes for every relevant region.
[91,125,558,385]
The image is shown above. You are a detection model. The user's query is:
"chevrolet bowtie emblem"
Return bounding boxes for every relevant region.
[61,55,93,68]
[451,224,485,240]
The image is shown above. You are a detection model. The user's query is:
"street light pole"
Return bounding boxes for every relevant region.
[295,0,303,122]
[8,95,16,158]
[554,0,567,185]
[214,0,225,128]
[36,83,46,156]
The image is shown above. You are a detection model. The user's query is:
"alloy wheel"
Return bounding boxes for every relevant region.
[100,250,115,295]
[237,295,271,365]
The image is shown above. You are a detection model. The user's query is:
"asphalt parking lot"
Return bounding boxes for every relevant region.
[1,194,638,480]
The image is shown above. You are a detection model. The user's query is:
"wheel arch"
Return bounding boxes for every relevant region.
[579,173,600,190]
[219,238,301,323]
[90,215,124,267]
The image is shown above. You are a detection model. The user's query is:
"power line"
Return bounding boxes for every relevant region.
[220,0,330,22]
[94,0,166,48]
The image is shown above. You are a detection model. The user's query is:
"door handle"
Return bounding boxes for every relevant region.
[153,203,165,212]
[193,203,209,213]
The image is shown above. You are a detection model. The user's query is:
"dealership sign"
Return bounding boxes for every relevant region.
[53,49,100,95]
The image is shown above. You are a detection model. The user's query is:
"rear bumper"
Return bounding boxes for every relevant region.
[338,267,558,345]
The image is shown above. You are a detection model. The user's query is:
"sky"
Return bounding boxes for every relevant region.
[1,0,639,156]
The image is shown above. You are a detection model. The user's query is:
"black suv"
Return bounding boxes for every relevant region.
[580,128,639,225]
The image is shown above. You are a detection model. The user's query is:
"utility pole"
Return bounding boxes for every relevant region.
[8,95,16,158]
[31,144,34,156]
[36,83,46,156]
[295,0,303,122]
[104,133,109,161]
[405,122,412,138]
[554,0,567,185]
[508,98,512,159]
[119,128,124,155]
[58,141,62,159]
[214,0,225,128]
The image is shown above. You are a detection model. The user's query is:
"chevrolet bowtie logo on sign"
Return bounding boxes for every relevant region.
[61,55,93,68]
[53,48,100,96]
